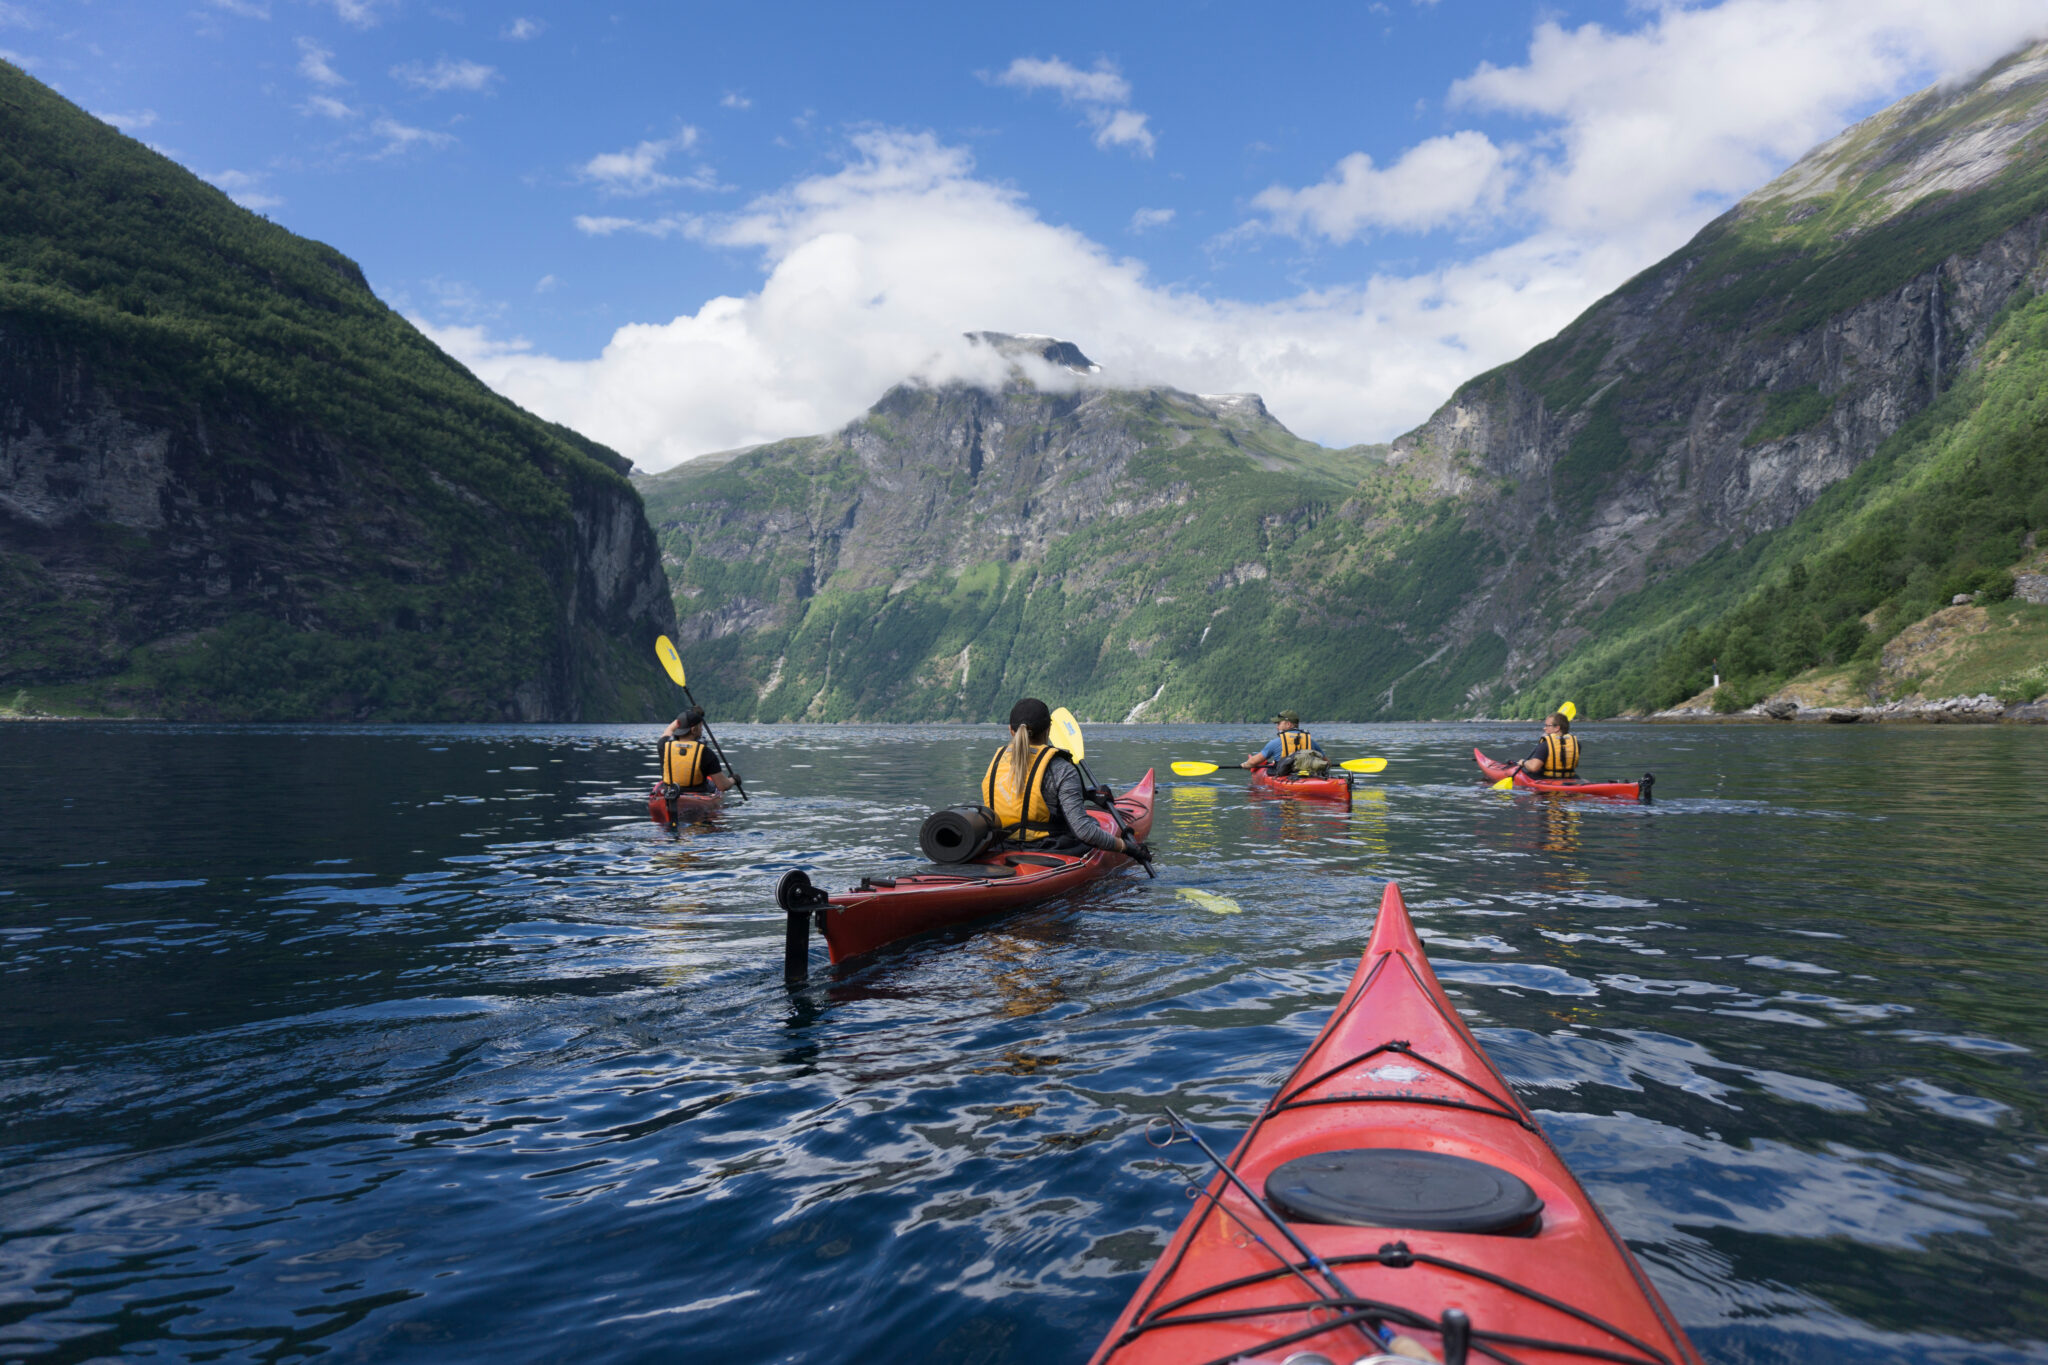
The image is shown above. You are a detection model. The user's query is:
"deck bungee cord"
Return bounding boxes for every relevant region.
[1088,882,1702,1365]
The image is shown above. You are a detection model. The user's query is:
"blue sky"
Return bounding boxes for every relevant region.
[11,1,2048,466]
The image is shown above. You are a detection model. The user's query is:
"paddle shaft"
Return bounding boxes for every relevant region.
[675,682,748,802]
[1073,755,1152,878]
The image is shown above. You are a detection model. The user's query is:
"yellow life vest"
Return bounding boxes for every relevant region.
[662,738,709,788]
[1280,729,1313,757]
[982,743,1059,843]
[1540,733,1580,779]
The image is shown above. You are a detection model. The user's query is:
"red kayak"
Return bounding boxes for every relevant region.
[1474,748,1653,801]
[1091,881,1701,1365]
[778,769,1155,964]
[1249,767,1353,805]
[648,782,723,825]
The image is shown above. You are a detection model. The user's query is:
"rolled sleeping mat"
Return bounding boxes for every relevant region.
[918,804,1000,864]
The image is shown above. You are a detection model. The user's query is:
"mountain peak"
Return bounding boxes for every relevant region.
[1740,38,2048,239]
[963,331,1101,373]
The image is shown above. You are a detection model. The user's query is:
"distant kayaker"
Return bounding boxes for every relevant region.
[986,698,1139,856]
[660,707,735,795]
[1519,712,1580,781]
[1242,711,1327,775]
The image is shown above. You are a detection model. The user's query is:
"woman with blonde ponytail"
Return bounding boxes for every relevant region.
[982,698,1131,854]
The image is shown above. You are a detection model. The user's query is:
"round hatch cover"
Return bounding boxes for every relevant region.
[1263,1148,1542,1234]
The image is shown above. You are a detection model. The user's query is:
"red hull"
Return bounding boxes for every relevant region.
[817,770,1155,962]
[648,781,724,825]
[1474,748,1647,800]
[1248,767,1353,805]
[1090,881,1702,1365]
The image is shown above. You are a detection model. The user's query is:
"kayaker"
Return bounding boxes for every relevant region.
[985,698,1140,856]
[660,707,734,795]
[1241,711,1325,775]
[1519,711,1580,781]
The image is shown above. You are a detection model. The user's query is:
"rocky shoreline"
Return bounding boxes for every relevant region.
[1646,694,2048,724]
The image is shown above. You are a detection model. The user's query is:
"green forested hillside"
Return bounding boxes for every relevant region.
[637,383,1504,723]
[0,61,676,720]
[1516,289,2048,716]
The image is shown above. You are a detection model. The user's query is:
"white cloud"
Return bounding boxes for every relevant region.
[208,0,270,17]
[391,57,497,93]
[428,7,2048,471]
[1253,131,1514,241]
[205,168,282,210]
[301,93,355,119]
[994,55,1130,105]
[502,17,542,40]
[1449,0,2048,238]
[94,108,158,133]
[0,3,39,28]
[991,55,1155,157]
[297,38,345,87]
[577,129,707,195]
[1257,0,2048,249]
[371,117,453,156]
[721,92,751,110]
[1092,107,1154,155]
[1129,206,1175,233]
[573,212,693,238]
[428,130,1539,468]
[326,0,384,28]
[535,274,560,293]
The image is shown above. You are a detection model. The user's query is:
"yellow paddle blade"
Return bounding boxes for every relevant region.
[1492,775,1517,791]
[1338,757,1387,773]
[1177,888,1241,915]
[1171,761,1221,776]
[1049,706,1085,762]
[655,635,686,687]
[1559,700,1577,720]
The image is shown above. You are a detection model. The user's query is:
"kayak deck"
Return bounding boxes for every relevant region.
[1474,748,1652,801]
[1091,881,1701,1365]
[804,769,1155,963]
[1248,767,1353,805]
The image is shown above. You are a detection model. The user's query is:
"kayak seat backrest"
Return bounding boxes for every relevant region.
[1264,1148,1543,1236]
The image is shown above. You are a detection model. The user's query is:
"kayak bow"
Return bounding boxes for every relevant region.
[1091,880,1702,1365]
[1474,749,1653,801]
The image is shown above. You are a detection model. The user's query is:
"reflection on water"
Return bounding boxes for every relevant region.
[2,721,2047,1364]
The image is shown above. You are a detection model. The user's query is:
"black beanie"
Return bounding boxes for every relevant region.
[1008,697,1052,732]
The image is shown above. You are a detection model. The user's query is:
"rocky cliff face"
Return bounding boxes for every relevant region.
[1392,40,2048,697]
[639,351,1403,722]
[0,62,676,721]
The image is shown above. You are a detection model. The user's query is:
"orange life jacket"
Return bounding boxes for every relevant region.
[662,738,709,788]
[983,743,1059,843]
[1540,733,1580,780]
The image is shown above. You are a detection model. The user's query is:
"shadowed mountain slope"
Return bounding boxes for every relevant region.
[0,61,677,720]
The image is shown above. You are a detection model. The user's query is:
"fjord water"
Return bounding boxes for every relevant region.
[3,724,2045,1364]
